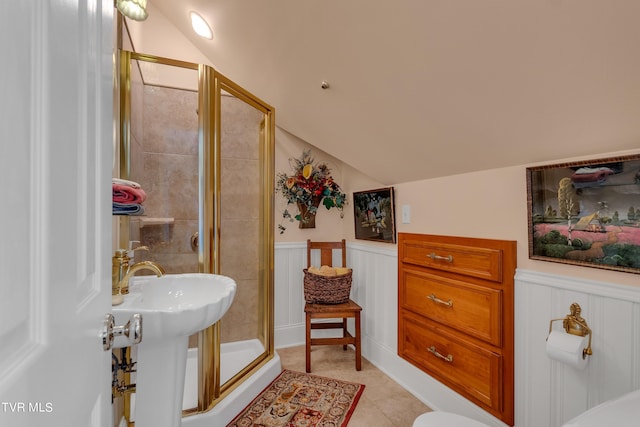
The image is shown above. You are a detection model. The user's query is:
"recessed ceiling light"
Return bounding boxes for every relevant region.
[190,11,213,40]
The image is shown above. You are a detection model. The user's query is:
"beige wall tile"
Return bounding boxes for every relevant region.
[128,82,267,347]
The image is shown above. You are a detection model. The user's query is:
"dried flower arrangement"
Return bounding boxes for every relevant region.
[276,150,347,233]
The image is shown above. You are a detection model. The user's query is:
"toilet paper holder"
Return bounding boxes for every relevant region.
[548,302,593,359]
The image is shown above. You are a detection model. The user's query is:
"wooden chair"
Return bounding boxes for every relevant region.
[304,239,362,373]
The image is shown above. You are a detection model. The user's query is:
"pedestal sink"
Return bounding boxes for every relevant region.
[112,273,236,427]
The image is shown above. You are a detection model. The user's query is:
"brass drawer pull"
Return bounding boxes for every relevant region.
[427,293,453,307]
[428,252,453,263]
[427,346,453,363]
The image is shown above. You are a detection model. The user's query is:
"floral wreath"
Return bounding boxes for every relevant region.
[276,150,347,233]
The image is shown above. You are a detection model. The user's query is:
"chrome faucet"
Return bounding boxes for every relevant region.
[112,247,165,295]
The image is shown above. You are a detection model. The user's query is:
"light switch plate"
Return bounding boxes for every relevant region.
[402,205,410,224]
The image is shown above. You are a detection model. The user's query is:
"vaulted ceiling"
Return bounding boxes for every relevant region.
[144,0,640,184]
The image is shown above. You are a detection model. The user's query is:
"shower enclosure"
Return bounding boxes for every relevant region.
[115,50,275,422]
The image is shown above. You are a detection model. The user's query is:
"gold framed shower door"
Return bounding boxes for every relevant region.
[117,50,275,419]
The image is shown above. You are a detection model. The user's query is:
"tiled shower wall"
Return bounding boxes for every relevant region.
[129,81,263,344]
[219,94,264,343]
[134,85,199,273]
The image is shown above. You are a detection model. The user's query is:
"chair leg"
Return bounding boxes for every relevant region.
[355,311,362,371]
[305,312,311,373]
[342,317,348,351]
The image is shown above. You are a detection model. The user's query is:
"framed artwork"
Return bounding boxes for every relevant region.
[526,154,640,274]
[353,187,397,243]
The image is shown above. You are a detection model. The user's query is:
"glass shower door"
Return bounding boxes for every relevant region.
[218,89,270,386]
[115,51,275,414]
[118,51,275,418]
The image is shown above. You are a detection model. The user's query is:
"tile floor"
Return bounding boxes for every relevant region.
[276,345,431,426]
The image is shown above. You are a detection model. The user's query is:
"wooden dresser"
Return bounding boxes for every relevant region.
[397,233,516,425]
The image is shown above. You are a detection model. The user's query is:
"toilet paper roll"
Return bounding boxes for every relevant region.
[546,330,589,370]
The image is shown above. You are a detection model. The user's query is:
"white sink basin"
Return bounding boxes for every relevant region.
[111,273,236,427]
[113,273,236,342]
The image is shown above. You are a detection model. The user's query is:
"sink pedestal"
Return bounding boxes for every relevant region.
[112,273,237,427]
[134,335,189,427]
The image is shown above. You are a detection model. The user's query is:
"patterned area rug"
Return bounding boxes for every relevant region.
[227,369,365,427]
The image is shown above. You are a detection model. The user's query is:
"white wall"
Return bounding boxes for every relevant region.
[392,149,640,290]
[274,127,385,242]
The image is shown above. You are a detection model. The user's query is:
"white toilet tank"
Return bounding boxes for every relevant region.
[413,389,640,427]
[562,389,640,427]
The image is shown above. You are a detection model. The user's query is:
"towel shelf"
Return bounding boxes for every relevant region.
[139,217,175,228]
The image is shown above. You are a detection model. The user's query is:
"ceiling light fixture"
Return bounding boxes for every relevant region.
[115,0,148,21]
[190,11,213,40]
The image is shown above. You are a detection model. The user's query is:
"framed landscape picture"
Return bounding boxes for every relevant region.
[526,154,640,274]
[353,187,396,243]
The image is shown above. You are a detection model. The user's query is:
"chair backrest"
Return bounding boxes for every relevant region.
[306,239,346,268]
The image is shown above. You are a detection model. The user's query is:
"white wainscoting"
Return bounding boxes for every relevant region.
[274,241,510,427]
[274,241,398,349]
[274,243,640,427]
[515,269,640,427]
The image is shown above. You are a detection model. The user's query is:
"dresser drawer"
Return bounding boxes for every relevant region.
[400,313,502,413]
[397,233,515,426]
[401,268,502,346]
[400,239,503,282]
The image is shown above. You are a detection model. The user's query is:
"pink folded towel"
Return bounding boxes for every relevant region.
[112,177,142,188]
[113,184,147,204]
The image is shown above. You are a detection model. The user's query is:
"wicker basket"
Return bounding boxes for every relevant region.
[303,268,352,304]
